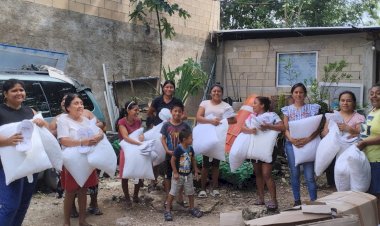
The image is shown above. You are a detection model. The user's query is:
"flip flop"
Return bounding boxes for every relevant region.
[266,200,278,211]
[190,208,203,218]
[164,211,173,221]
[254,200,265,205]
[198,190,207,198]
[87,207,103,215]
[210,190,220,197]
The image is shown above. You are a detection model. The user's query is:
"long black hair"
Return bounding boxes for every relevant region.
[63,93,80,113]
[338,90,357,109]
[290,83,307,96]
[256,96,271,112]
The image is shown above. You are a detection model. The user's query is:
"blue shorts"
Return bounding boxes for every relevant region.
[368,162,380,195]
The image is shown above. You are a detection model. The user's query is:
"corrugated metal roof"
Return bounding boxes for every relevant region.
[211,26,380,41]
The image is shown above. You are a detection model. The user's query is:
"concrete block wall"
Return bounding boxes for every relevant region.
[25,0,220,40]
[216,33,375,102]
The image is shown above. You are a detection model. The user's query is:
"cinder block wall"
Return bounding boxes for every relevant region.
[216,33,375,103]
[0,0,220,125]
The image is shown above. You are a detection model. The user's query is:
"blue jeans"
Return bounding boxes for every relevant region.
[0,168,38,226]
[285,141,317,201]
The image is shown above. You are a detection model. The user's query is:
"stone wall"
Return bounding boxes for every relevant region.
[0,0,219,126]
[216,33,376,103]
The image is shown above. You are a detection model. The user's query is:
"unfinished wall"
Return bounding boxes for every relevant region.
[0,0,219,125]
[216,33,376,103]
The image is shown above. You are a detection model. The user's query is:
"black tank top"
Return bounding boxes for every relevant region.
[0,103,34,168]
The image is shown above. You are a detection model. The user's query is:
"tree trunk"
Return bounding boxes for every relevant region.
[155,6,163,94]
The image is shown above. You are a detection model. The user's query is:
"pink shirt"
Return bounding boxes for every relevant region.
[341,111,365,127]
[117,117,142,140]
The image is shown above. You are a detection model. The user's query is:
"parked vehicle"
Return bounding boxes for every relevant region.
[0,66,105,190]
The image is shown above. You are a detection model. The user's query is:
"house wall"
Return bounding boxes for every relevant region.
[0,0,219,126]
[216,33,376,104]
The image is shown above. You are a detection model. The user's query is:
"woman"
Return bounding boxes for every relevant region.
[50,94,104,217]
[147,80,185,127]
[117,101,144,208]
[57,93,104,226]
[196,84,235,198]
[357,83,380,218]
[282,83,321,206]
[321,91,365,187]
[241,96,285,210]
[0,79,48,226]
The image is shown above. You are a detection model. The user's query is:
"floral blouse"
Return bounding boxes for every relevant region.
[281,104,320,121]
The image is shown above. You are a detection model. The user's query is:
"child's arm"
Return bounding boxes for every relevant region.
[191,154,200,180]
[119,125,142,145]
[171,155,179,180]
[161,135,174,156]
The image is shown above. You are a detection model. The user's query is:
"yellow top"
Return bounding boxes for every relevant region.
[361,109,380,162]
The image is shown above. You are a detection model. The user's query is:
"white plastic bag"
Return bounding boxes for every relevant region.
[289,115,323,166]
[121,128,155,179]
[193,119,228,161]
[0,119,53,185]
[63,146,95,187]
[314,121,341,176]
[144,122,166,166]
[347,145,371,192]
[87,135,117,177]
[229,133,250,172]
[248,130,279,163]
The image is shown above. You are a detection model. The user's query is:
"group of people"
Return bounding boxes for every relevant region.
[1,77,380,225]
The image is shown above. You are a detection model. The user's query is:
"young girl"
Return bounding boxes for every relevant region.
[241,96,285,210]
[282,83,321,206]
[117,101,144,208]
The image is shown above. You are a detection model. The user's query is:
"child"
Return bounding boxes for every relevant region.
[241,96,285,210]
[117,101,144,208]
[164,129,203,221]
[161,102,191,207]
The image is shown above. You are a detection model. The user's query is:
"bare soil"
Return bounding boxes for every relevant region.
[23,172,335,226]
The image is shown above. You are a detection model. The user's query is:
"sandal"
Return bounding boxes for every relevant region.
[210,190,220,197]
[87,207,103,215]
[265,200,278,211]
[190,208,203,218]
[125,199,132,209]
[254,200,265,205]
[70,210,79,218]
[198,190,207,198]
[164,211,173,221]
[133,196,141,203]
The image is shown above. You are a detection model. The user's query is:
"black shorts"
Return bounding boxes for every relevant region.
[202,155,220,168]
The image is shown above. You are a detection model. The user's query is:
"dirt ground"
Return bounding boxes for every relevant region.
[23,172,335,226]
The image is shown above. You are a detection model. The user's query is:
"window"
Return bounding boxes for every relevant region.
[276,52,318,87]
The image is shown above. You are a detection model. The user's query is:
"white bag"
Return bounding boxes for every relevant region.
[63,146,95,187]
[334,147,351,191]
[229,133,250,172]
[0,120,53,185]
[248,130,279,163]
[121,128,155,179]
[347,145,371,192]
[289,115,323,166]
[314,121,341,176]
[193,119,228,161]
[87,135,117,177]
[36,126,63,171]
[144,122,166,166]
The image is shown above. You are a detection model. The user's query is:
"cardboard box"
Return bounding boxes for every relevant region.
[245,191,378,226]
[299,214,359,226]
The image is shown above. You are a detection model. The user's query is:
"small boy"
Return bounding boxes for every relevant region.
[164,129,203,221]
[161,102,191,205]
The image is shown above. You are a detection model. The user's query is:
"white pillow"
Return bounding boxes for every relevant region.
[229,133,250,172]
[63,146,95,187]
[248,130,279,163]
[192,123,219,156]
[87,135,117,177]
[289,115,323,166]
[315,121,341,176]
[36,126,63,171]
[334,146,351,191]
[120,129,154,179]
[158,108,171,121]
[347,145,371,192]
[144,122,166,166]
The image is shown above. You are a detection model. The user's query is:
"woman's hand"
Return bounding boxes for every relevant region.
[138,134,144,142]
[337,123,353,133]
[32,118,47,127]
[209,118,221,126]
[356,140,367,150]
[5,133,23,146]
[260,123,272,131]
[296,137,311,148]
